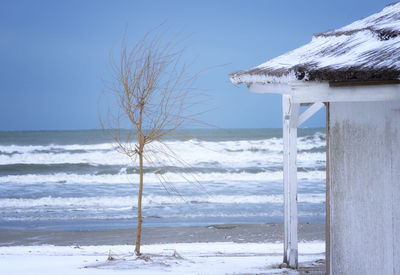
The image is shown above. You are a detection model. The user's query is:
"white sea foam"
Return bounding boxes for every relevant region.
[0,150,325,168]
[2,210,326,222]
[0,143,115,154]
[0,138,325,167]
[0,170,325,185]
[0,133,325,155]
[0,193,325,208]
[2,212,288,222]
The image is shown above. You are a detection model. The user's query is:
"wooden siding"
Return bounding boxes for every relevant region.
[329,100,400,275]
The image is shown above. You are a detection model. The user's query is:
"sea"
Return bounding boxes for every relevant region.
[0,128,326,230]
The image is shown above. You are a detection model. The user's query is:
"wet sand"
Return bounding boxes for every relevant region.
[0,222,324,246]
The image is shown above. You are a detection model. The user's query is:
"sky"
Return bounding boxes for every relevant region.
[0,0,394,130]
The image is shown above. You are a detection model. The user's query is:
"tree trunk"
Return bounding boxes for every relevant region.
[135,150,144,255]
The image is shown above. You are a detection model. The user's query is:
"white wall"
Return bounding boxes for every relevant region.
[329,100,400,275]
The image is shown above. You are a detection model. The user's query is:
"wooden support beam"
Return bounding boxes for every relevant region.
[297,102,324,127]
[248,82,400,104]
[282,94,299,269]
[325,102,331,275]
[248,83,291,94]
[291,82,400,103]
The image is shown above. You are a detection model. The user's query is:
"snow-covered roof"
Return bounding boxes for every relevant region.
[230,2,400,85]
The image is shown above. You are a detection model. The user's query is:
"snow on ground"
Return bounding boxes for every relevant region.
[0,242,324,275]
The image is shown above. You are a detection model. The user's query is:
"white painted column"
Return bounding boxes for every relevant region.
[282,94,299,268]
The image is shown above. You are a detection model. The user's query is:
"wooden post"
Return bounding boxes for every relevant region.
[282,94,299,268]
[325,102,330,275]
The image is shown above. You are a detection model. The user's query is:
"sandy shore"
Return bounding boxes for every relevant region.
[0,222,324,246]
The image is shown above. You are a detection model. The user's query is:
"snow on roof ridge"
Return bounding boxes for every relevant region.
[323,2,400,35]
[387,1,400,7]
[230,3,400,85]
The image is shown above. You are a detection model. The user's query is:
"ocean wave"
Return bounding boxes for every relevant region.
[0,143,115,154]
[3,211,320,221]
[0,129,327,228]
[0,193,325,208]
[0,170,325,185]
[1,212,288,221]
[0,163,326,176]
[0,148,325,168]
[0,134,326,167]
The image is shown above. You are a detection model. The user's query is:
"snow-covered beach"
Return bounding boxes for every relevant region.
[0,224,325,274]
[0,223,325,274]
[0,242,325,275]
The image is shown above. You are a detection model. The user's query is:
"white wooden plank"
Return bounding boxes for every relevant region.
[329,101,400,274]
[288,102,299,269]
[248,82,400,103]
[297,102,324,127]
[291,82,400,104]
[282,94,299,269]
[282,95,290,264]
[289,103,300,128]
[249,83,291,94]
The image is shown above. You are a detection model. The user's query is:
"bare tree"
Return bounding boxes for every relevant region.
[101,29,201,256]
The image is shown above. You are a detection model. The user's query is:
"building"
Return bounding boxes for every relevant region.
[229,3,400,274]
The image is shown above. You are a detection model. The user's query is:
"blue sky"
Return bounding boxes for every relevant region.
[0,0,393,130]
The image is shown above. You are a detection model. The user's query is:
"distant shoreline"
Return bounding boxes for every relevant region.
[0,127,326,132]
[0,222,325,246]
